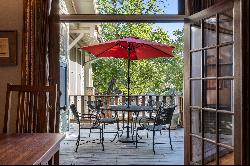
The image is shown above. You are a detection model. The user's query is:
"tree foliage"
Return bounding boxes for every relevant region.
[90,0,184,95]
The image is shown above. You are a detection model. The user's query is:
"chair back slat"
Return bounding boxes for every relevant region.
[155,106,176,125]
[106,96,112,118]
[27,91,33,132]
[19,91,25,133]
[70,104,80,124]
[3,84,58,133]
[32,92,37,133]
[122,96,126,105]
[70,104,99,127]
[49,91,57,133]
[24,92,30,132]
[114,96,118,105]
[15,91,21,133]
[36,92,41,132]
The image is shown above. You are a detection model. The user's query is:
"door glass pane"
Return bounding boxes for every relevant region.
[191,24,202,50]
[203,80,217,109]
[204,141,217,165]
[191,109,202,136]
[204,48,217,77]
[188,5,235,165]
[219,45,233,77]
[204,15,217,47]
[191,137,202,165]
[191,80,201,106]
[191,51,202,77]
[219,146,234,165]
[218,80,232,111]
[204,111,216,141]
[219,113,233,146]
[219,9,233,44]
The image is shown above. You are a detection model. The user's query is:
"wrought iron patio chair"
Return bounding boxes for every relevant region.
[135,104,176,154]
[131,99,159,139]
[87,98,121,142]
[70,104,104,152]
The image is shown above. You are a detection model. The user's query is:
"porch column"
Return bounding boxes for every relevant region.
[83,51,94,114]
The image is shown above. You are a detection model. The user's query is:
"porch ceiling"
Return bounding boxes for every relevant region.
[63,0,100,48]
[63,0,97,14]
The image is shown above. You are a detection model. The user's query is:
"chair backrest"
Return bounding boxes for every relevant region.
[3,84,58,133]
[70,104,80,124]
[147,97,155,107]
[155,106,176,125]
[70,103,100,127]
[87,99,102,114]
[87,101,95,111]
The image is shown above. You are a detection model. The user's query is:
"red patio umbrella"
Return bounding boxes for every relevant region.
[80,37,175,107]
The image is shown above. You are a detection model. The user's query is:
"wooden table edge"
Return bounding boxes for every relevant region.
[33,133,66,165]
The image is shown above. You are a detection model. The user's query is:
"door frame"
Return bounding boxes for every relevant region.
[53,0,248,164]
[183,0,243,164]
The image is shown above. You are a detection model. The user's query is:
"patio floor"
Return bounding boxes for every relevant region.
[59,123,184,165]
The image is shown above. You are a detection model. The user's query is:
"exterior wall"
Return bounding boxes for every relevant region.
[0,0,23,133]
[68,48,85,94]
[68,47,77,95]
[66,0,99,113]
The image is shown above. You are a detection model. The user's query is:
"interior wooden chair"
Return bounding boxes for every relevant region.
[2,83,59,164]
[3,83,58,134]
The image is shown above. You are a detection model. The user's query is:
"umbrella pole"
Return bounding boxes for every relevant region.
[126,44,131,139]
[127,45,131,108]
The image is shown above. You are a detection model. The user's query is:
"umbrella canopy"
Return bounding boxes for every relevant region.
[81,37,175,107]
[81,37,174,60]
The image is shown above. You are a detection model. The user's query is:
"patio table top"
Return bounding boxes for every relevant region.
[110,105,154,112]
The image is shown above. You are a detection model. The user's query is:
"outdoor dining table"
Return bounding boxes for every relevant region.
[0,133,65,165]
[110,105,154,143]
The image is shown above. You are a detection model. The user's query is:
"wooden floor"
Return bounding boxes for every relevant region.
[208,152,234,165]
[59,123,184,165]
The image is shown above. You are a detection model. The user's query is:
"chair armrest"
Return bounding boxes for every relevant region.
[80,113,97,119]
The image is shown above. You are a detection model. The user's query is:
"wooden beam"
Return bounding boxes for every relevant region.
[60,14,185,23]
[68,33,85,51]
[70,29,90,33]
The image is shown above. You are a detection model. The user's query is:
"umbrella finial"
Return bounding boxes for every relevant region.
[115,33,120,39]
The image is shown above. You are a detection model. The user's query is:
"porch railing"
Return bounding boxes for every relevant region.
[68,94,183,127]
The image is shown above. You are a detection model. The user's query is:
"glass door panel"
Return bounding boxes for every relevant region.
[219,113,233,146]
[219,45,233,77]
[191,109,202,136]
[204,141,217,165]
[219,10,233,44]
[219,146,234,165]
[191,136,202,165]
[203,79,217,109]
[203,111,216,141]
[191,80,202,106]
[204,48,217,77]
[204,15,217,47]
[191,24,202,50]
[191,51,202,77]
[185,3,236,165]
[218,80,233,111]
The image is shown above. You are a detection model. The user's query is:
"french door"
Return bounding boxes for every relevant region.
[184,0,242,165]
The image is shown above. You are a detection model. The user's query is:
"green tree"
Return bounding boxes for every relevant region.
[90,0,184,95]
